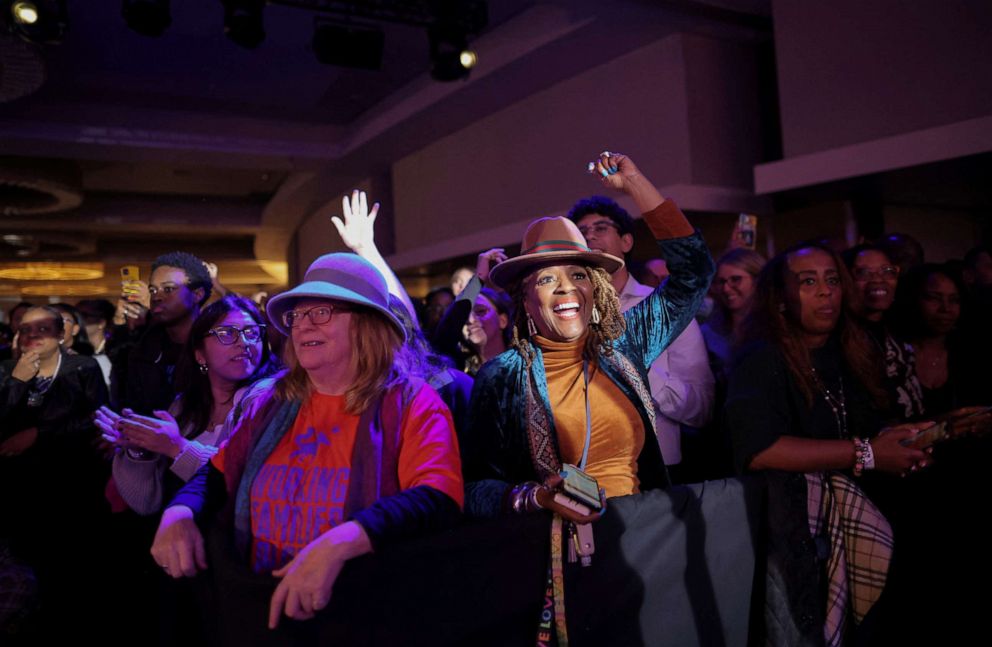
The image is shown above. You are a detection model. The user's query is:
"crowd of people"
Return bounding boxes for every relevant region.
[1,151,989,646]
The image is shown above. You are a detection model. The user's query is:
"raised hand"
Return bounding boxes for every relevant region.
[476,248,507,288]
[586,151,643,193]
[95,405,126,445]
[123,279,151,310]
[332,189,380,255]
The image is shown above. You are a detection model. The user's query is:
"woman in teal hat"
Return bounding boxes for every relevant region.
[150,236,464,631]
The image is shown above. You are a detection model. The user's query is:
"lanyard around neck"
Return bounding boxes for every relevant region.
[579,359,592,470]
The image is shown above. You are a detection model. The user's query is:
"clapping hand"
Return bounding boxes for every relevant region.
[100,408,187,459]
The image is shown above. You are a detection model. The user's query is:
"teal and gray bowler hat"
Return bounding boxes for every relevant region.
[265,252,406,340]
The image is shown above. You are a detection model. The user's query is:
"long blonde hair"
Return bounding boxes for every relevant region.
[276,306,403,414]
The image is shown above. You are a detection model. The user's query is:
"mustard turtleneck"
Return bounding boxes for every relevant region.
[534,334,644,497]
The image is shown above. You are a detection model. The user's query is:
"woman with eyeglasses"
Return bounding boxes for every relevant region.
[149,252,463,635]
[700,248,766,382]
[841,244,926,421]
[96,295,280,515]
[0,305,109,636]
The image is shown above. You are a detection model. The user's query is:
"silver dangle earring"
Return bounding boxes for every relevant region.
[526,314,538,337]
[591,306,601,325]
[198,362,209,374]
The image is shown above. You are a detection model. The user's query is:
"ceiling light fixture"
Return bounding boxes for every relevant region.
[223,0,265,49]
[123,0,171,37]
[0,262,104,281]
[429,20,476,82]
[7,0,67,44]
[11,1,38,24]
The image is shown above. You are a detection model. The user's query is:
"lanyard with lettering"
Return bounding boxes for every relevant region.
[544,359,595,646]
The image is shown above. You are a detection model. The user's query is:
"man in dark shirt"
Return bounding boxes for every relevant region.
[116,251,212,414]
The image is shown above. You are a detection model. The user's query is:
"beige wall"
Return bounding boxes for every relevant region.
[773,0,992,158]
[390,33,765,263]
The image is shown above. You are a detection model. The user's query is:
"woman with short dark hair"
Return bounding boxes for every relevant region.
[0,305,109,638]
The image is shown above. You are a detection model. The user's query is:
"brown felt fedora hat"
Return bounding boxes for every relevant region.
[489,216,624,289]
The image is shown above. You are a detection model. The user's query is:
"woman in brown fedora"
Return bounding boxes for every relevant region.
[464,151,714,516]
[148,213,464,635]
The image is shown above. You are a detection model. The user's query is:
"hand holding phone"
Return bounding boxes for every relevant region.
[899,421,947,450]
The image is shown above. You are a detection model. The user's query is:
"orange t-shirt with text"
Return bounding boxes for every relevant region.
[213,384,463,571]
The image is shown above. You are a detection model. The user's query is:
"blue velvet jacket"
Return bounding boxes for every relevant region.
[464,230,714,517]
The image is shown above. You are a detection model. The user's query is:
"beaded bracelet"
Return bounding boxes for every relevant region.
[510,481,541,514]
[852,437,874,477]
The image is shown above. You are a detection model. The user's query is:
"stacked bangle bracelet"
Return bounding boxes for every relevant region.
[852,437,875,476]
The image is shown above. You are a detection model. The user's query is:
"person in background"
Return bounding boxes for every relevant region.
[961,244,992,338]
[841,244,925,420]
[51,302,95,356]
[116,251,213,415]
[422,286,454,338]
[104,251,213,641]
[700,248,766,382]
[75,298,117,388]
[569,193,714,481]
[150,252,463,635]
[450,266,475,297]
[98,295,279,515]
[725,242,931,647]
[6,302,33,333]
[889,263,990,415]
[0,306,109,640]
[876,232,924,278]
[433,247,514,374]
[0,323,13,363]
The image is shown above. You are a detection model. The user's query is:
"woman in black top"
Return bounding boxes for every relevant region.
[0,305,109,639]
[725,243,928,647]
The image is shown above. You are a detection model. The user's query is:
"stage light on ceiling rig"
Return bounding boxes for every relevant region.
[223,0,265,49]
[122,0,171,37]
[429,21,477,82]
[459,50,477,69]
[7,0,67,44]
[11,1,38,24]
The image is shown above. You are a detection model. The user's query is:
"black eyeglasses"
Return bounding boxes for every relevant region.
[205,324,265,345]
[577,221,620,238]
[282,304,349,329]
